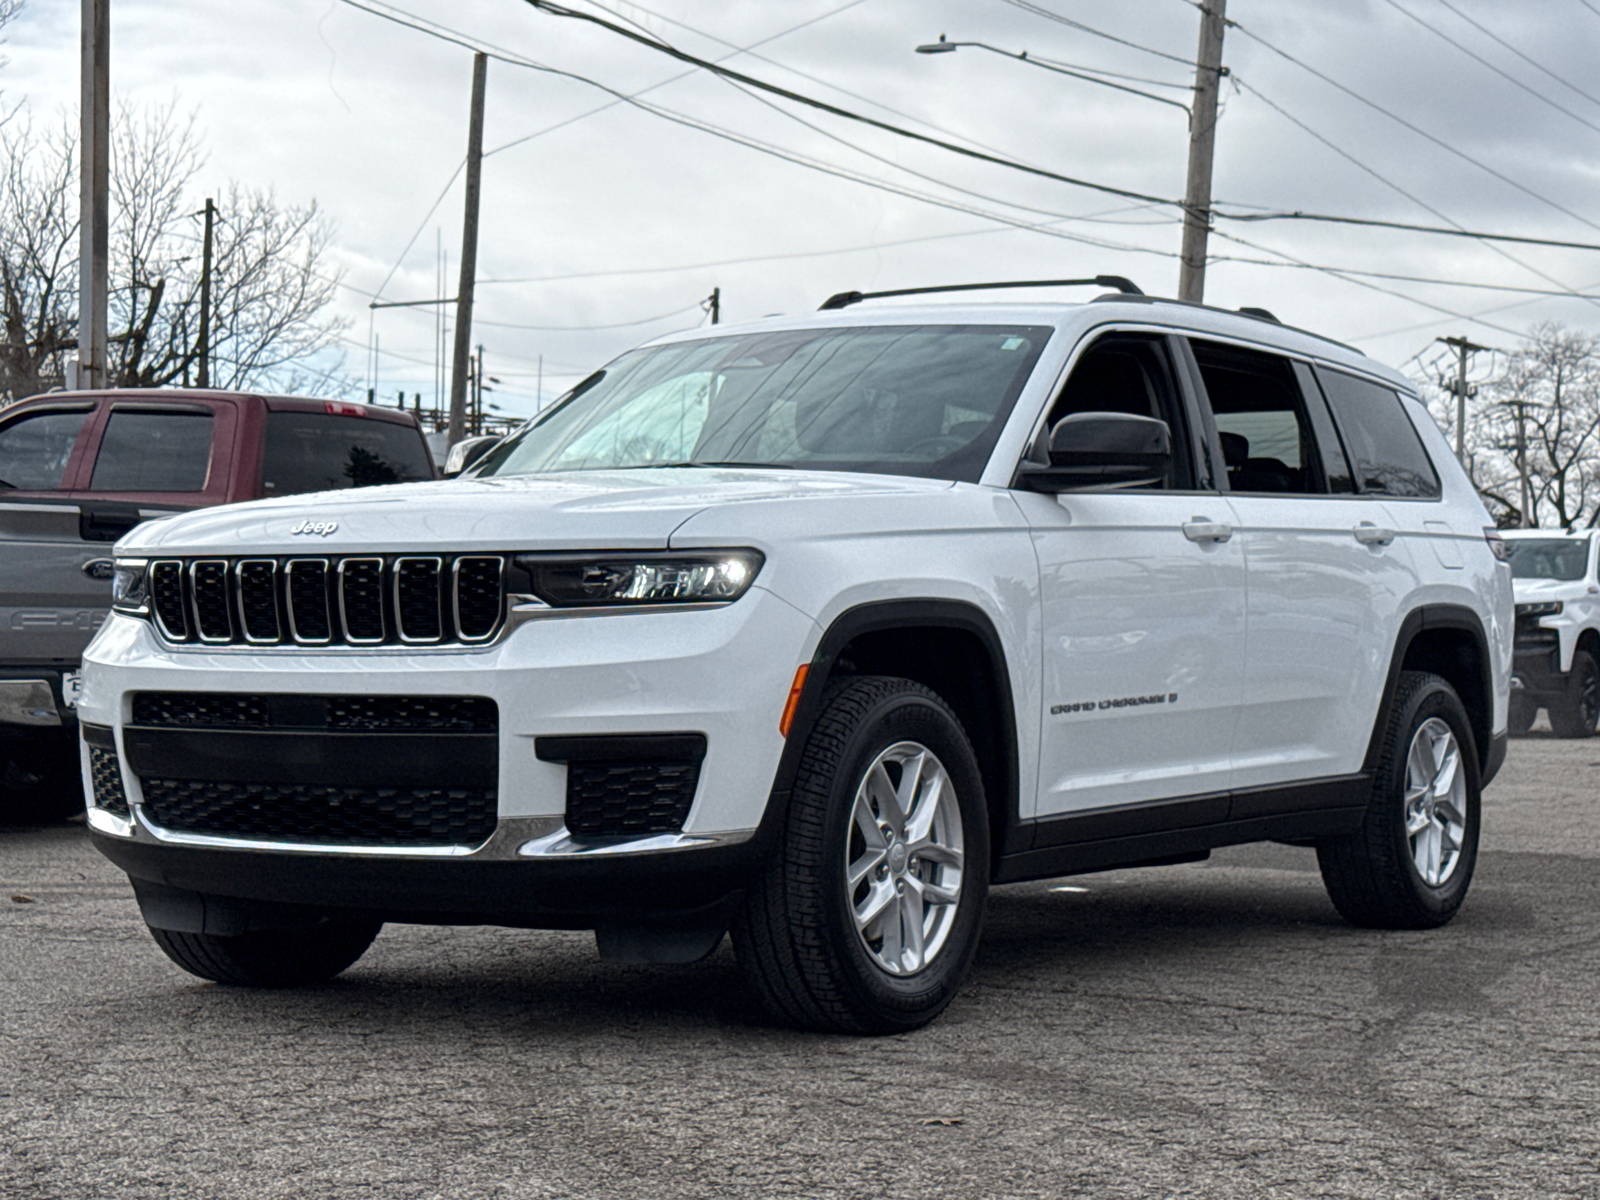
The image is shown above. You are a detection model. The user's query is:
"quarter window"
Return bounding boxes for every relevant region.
[1313,368,1441,498]
[89,409,215,492]
[0,408,91,491]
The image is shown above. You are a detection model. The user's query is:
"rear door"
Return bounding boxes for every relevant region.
[1184,339,1420,794]
[73,399,237,540]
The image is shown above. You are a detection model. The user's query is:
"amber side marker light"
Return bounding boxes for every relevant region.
[779,664,810,737]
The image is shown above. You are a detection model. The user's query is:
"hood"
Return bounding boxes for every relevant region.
[117,468,956,556]
[1513,576,1590,603]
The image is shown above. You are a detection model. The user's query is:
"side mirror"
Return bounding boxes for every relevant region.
[443,434,502,478]
[1016,412,1171,493]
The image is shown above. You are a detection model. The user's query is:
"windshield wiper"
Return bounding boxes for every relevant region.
[629,460,794,470]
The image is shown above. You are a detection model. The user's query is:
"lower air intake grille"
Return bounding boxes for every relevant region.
[88,747,130,818]
[564,761,701,837]
[139,779,497,847]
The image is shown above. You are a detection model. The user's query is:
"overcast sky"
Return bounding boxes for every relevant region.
[6,0,1600,417]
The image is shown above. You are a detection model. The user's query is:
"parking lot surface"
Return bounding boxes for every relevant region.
[4,734,1599,1199]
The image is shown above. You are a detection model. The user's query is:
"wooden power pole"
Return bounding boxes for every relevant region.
[197,198,215,388]
[78,0,110,389]
[1436,334,1490,468]
[448,52,488,448]
[1177,0,1227,304]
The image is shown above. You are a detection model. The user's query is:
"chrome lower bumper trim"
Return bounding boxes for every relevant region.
[0,679,62,727]
[517,828,755,858]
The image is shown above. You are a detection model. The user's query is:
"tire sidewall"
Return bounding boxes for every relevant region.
[805,685,989,1028]
[1378,678,1482,919]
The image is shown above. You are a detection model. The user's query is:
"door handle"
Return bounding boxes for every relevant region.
[1354,522,1396,546]
[1183,518,1232,544]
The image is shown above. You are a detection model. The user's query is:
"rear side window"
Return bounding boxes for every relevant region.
[1190,340,1326,495]
[0,408,92,490]
[88,409,215,492]
[262,412,432,496]
[1314,368,1441,498]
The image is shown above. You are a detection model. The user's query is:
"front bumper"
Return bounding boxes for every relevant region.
[79,589,818,924]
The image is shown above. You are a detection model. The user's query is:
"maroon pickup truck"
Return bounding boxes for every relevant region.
[0,389,435,815]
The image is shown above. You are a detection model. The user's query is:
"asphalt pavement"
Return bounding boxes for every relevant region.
[3,733,1598,1199]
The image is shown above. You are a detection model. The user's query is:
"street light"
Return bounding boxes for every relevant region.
[914,34,1192,125]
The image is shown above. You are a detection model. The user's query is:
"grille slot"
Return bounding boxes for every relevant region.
[395,557,443,642]
[146,554,506,648]
[131,692,496,733]
[190,560,234,642]
[565,761,701,837]
[286,559,332,643]
[338,558,386,644]
[139,778,496,847]
[455,557,504,642]
[150,560,188,639]
[88,746,130,818]
[236,560,281,643]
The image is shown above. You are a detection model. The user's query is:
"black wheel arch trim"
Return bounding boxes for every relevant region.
[758,598,1021,866]
[1364,604,1498,783]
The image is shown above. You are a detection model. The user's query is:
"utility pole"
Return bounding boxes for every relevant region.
[448,52,488,448]
[78,0,110,390]
[1513,398,1533,527]
[1435,334,1490,468]
[197,198,215,388]
[1177,0,1227,304]
[708,287,721,325]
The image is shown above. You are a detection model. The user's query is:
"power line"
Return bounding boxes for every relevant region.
[1226,15,1600,237]
[1431,0,1600,112]
[1380,0,1600,138]
[475,303,703,331]
[994,0,1196,68]
[1222,210,1600,254]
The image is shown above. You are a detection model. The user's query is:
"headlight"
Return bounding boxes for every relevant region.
[110,558,150,615]
[514,550,764,608]
[1516,600,1564,617]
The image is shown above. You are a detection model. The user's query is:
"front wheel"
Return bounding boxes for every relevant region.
[732,676,989,1034]
[149,918,382,987]
[1548,650,1600,738]
[1317,671,1480,929]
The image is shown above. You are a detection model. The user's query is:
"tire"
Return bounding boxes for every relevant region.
[1507,696,1536,736]
[1317,671,1480,929]
[1548,650,1600,738]
[149,918,382,987]
[732,676,990,1034]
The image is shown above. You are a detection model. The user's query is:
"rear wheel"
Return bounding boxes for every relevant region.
[149,918,382,987]
[1317,671,1480,929]
[1548,650,1600,738]
[732,676,989,1034]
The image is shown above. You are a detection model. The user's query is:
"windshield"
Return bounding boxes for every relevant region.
[473,324,1053,484]
[1506,537,1591,581]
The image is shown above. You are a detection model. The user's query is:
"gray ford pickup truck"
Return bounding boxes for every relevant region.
[1,389,435,815]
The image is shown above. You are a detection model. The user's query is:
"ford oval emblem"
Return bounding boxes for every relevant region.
[82,558,115,581]
[289,520,339,537]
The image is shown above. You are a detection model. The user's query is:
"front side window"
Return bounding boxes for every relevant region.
[1506,538,1589,581]
[261,413,434,496]
[1191,340,1325,495]
[0,408,92,491]
[88,409,214,492]
[474,325,1053,484]
[1313,367,1441,498]
[1035,333,1196,489]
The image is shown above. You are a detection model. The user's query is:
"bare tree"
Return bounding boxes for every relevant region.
[1459,325,1600,530]
[0,99,347,402]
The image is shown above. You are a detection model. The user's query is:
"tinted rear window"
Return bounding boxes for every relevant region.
[262,413,432,497]
[0,408,91,490]
[89,409,214,492]
[1314,368,1440,498]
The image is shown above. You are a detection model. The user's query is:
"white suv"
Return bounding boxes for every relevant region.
[1502,528,1600,736]
[81,281,1512,1033]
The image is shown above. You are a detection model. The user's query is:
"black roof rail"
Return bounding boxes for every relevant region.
[818,275,1144,310]
[1237,306,1280,323]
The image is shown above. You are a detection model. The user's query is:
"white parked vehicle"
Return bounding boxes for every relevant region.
[1502,528,1600,737]
[80,279,1512,1032]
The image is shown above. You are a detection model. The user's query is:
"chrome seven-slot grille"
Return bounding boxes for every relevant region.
[147,555,506,647]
